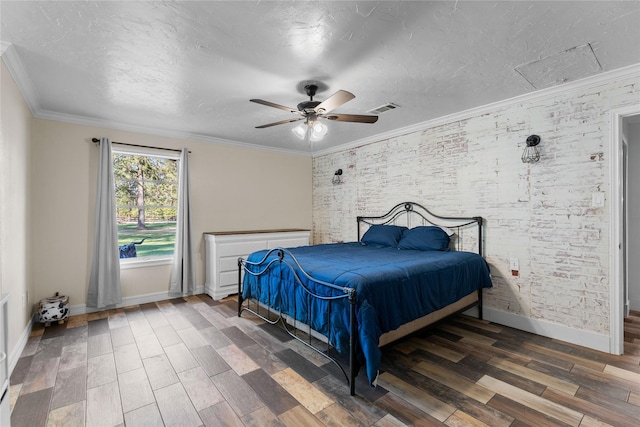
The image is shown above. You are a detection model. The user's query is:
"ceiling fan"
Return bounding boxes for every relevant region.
[250,84,378,141]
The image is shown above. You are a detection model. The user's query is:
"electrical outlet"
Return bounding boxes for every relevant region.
[510,258,519,276]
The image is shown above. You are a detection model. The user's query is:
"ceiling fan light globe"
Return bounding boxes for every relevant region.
[311,122,328,140]
[310,132,324,142]
[312,122,325,132]
[292,123,307,139]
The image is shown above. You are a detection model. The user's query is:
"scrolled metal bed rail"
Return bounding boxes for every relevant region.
[238,247,359,395]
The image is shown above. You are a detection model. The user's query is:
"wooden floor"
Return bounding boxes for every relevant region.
[9,296,640,427]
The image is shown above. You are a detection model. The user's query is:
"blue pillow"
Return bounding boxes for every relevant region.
[397,226,451,251]
[361,224,407,247]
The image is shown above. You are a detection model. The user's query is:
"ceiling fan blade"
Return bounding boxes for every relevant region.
[255,117,305,129]
[313,90,355,114]
[250,99,302,115]
[324,113,378,123]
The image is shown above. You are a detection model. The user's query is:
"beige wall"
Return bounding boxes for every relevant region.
[1,54,311,367]
[0,60,34,362]
[30,119,313,307]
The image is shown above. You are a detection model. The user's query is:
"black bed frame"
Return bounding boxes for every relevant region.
[237,202,484,396]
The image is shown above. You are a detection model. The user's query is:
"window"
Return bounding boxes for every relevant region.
[112,147,179,266]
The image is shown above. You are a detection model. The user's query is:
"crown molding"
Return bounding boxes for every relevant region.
[0,43,41,116]
[312,63,640,157]
[0,41,10,56]
[35,108,312,157]
[3,38,637,159]
[1,41,310,157]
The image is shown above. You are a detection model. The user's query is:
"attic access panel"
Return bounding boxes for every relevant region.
[515,43,603,89]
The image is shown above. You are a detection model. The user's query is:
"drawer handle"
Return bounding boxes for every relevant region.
[0,352,5,363]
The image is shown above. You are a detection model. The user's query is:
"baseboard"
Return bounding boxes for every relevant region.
[8,319,32,377]
[629,297,640,313]
[484,307,610,353]
[462,306,480,318]
[203,284,236,301]
[69,285,205,316]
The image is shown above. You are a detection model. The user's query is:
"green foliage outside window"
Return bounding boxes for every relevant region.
[113,153,178,258]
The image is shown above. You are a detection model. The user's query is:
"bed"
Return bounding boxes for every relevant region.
[237,202,492,395]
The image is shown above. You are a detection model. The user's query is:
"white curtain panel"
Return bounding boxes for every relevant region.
[87,137,122,308]
[170,148,195,295]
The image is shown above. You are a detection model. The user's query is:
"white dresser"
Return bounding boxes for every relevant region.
[204,229,310,300]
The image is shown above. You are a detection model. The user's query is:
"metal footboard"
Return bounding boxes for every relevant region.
[238,248,359,396]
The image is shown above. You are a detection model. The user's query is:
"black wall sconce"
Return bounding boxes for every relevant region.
[332,169,343,185]
[522,135,541,163]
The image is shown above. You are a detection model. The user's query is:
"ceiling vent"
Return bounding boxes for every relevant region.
[368,103,400,114]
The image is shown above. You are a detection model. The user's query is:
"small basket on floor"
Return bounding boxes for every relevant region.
[38,293,69,326]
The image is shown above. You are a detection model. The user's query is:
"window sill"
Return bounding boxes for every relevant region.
[120,256,173,270]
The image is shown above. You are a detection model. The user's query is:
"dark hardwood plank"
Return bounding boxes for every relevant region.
[9,355,33,385]
[199,326,234,349]
[312,374,389,426]
[521,342,606,372]
[197,294,221,306]
[62,324,88,348]
[542,387,640,426]
[373,393,443,427]
[405,347,485,383]
[257,322,295,343]
[222,325,258,348]
[487,393,571,427]
[139,302,158,311]
[41,322,68,339]
[480,362,548,396]
[242,343,289,375]
[32,336,64,361]
[211,369,265,417]
[424,333,494,363]
[10,387,54,427]
[274,348,329,383]
[175,303,214,330]
[571,366,640,393]
[119,308,142,324]
[190,344,231,376]
[50,365,87,410]
[213,301,237,318]
[492,340,575,372]
[382,355,513,427]
[477,375,583,426]
[87,317,110,336]
[574,384,640,421]
[243,368,299,415]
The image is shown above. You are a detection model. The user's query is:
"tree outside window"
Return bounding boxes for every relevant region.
[113,152,178,259]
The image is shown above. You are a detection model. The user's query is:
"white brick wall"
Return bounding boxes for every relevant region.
[312,72,639,337]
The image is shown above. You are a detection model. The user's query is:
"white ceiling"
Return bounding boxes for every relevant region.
[1,1,639,155]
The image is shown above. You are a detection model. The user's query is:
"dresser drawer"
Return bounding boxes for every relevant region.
[216,240,268,257]
[219,255,243,272]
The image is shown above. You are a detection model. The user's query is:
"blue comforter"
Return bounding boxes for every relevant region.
[242,242,492,386]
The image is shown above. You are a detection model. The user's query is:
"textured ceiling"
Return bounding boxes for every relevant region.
[1,1,639,155]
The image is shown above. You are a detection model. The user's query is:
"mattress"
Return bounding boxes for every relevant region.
[242,242,493,385]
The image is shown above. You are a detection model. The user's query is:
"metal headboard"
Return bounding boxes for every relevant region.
[357,202,484,255]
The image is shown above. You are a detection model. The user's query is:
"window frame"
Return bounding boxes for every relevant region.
[112,144,180,269]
